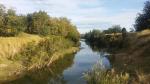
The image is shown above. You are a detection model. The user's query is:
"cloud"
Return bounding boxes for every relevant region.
[0,0,146,33]
[76,9,140,33]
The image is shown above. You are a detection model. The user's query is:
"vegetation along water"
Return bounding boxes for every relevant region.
[0,0,150,84]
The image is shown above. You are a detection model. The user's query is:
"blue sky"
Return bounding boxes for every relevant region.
[0,0,147,33]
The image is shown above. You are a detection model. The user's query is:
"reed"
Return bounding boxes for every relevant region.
[84,65,129,84]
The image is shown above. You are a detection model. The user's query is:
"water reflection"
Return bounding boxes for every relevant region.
[85,41,111,70]
[62,41,111,84]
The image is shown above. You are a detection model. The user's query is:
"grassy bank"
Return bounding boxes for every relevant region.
[0,33,42,81]
[0,33,79,82]
[0,33,42,60]
[111,29,150,83]
[84,29,150,84]
[84,67,129,84]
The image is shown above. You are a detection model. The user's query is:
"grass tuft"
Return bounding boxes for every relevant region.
[84,66,129,84]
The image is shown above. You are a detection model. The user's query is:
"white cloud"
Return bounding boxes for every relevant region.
[76,9,140,33]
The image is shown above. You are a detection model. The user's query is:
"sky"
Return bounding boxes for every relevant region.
[0,0,147,33]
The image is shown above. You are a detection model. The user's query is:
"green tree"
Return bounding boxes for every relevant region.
[26,11,49,35]
[84,29,106,47]
[135,1,150,31]
[103,25,122,34]
[0,8,25,36]
[67,25,80,44]
[0,4,5,35]
[122,28,127,40]
[0,4,80,43]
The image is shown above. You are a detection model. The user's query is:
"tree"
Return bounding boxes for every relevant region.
[0,8,25,36]
[0,4,80,41]
[122,28,127,40]
[103,25,122,34]
[84,29,107,47]
[0,4,5,35]
[67,25,80,44]
[135,1,150,31]
[26,11,49,35]
[26,14,33,33]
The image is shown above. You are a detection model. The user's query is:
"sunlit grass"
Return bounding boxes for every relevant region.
[0,33,42,81]
[0,33,79,82]
[14,36,78,70]
[84,66,129,84]
[137,29,150,36]
[0,33,42,60]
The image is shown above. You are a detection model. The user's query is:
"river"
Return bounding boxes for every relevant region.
[4,40,110,84]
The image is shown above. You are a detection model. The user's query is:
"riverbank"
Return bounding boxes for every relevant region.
[0,47,78,83]
[84,29,150,84]
[110,30,150,83]
[0,33,79,83]
[0,33,42,82]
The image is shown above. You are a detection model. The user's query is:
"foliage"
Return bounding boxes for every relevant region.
[66,26,80,45]
[25,11,80,42]
[14,36,74,68]
[84,29,106,47]
[0,4,80,43]
[46,17,80,44]
[26,11,50,35]
[135,1,150,31]
[0,5,25,36]
[103,25,122,34]
[84,27,131,50]
[84,29,123,49]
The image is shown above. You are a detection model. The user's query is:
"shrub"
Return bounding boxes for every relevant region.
[14,36,74,68]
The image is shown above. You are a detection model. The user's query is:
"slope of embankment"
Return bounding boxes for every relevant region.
[0,33,79,82]
[112,30,150,83]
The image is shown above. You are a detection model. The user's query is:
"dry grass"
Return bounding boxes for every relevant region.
[111,29,150,83]
[0,34,79,82]
[137,29,150,36]
[84,66,129,84]
[0,33,42,61]
[0,33,42,82]
[84,29,150,84]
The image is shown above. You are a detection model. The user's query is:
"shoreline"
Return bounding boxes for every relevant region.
[0,47,79,83]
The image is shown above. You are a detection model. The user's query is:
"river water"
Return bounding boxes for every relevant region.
[4,40,110,84]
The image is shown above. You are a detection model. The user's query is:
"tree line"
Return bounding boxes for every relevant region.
[0,4,80,43]
[84,25,126,49]
[84,0,150,50]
